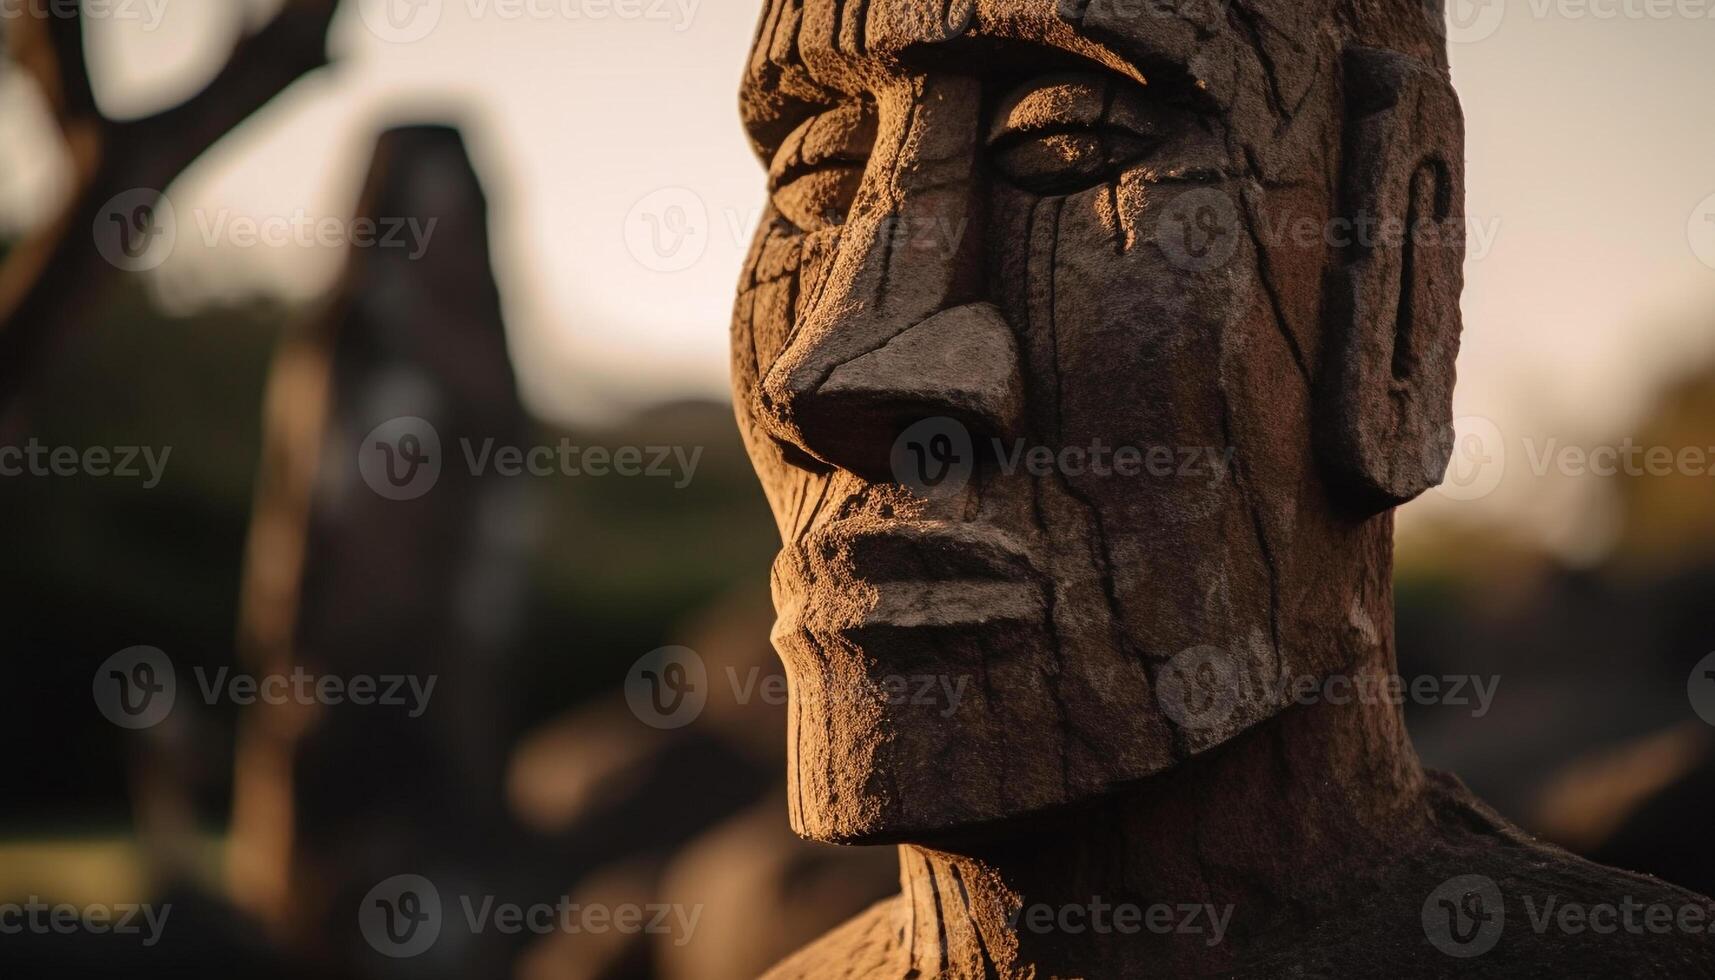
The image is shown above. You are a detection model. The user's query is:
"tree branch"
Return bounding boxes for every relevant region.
[5,4,99,137]
[0,0,338,412]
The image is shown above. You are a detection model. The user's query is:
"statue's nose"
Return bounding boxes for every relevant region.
[755,76,1025,481]
[760,300,1025,481]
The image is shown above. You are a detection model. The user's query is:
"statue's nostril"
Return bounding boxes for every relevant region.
[772,436,833,474]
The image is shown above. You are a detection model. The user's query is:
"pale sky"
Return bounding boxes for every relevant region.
[2,0,1713,559]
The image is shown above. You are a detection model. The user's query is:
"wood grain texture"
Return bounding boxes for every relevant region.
[730,1,1715,974]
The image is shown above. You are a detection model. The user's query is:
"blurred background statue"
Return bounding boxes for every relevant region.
[230,123,531,976]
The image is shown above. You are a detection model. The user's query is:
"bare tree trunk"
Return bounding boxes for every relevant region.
[0,0,338,410]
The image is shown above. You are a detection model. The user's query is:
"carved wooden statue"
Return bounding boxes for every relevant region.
[728,0,1715,975]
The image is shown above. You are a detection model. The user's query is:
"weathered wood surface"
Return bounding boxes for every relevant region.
[728,1,1715,975]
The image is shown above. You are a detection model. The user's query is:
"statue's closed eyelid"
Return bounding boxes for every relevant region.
[984,74,1163,148]
[768,102,877,186]
[767,101,878,231]
[984,80,1173,195]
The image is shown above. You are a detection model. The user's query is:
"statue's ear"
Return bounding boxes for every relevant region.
[1318,46,1466,513]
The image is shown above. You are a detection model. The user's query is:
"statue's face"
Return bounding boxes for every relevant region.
[731,0,1456,842]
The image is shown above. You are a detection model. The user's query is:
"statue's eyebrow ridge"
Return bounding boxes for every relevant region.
[897,30,1223,121]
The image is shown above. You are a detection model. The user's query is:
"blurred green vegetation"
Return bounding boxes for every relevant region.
[0,281,283,830]
[0,277,777,830]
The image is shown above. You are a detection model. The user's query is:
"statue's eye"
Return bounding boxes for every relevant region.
[987,74,1169,196]
[768,101,877,233]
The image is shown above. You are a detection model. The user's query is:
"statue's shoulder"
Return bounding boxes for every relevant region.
[1410,770,1715,974]
[1239,771,1715,977]
[759,894,910,980]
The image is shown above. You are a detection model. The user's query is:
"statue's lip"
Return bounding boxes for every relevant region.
[796,519,1040,584]
[771,520,1046,635]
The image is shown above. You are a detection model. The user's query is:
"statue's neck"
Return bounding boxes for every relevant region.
[896,655,1431,977]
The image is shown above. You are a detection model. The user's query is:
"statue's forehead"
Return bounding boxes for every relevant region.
[744,0,1234,94]
[747,0,1236,51]
[742,0,1335,168]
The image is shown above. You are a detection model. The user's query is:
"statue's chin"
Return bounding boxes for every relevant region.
[785,741,1189,848]
[789,793,1037,848]
[784,676,1314,847]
